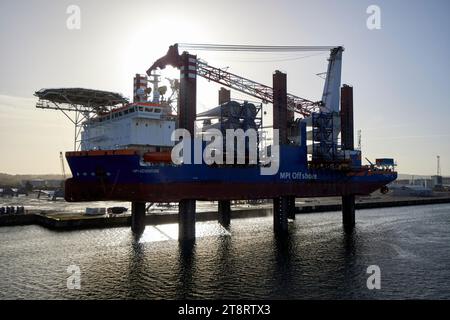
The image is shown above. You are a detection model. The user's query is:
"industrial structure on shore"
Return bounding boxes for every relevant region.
[35,43,397,239]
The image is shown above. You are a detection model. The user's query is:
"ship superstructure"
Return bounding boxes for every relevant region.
[79,73,177,152]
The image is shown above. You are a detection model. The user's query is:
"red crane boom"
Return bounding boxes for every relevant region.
[147,44,323,117]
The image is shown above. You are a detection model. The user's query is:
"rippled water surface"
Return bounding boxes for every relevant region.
[1,204,450,299]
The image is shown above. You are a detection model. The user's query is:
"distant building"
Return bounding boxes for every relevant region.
[431,175,443,188]
[394,178,432,188]
[45,180,63,188]
[443,177,450,186]
[389,184,433,197]
[394,179,410,185]
[25,179,46,188]
[21,179,64,189]
[0,187,28,196]
[0,187,15,196]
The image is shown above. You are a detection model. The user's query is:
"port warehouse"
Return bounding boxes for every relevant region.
[33,43,397,239]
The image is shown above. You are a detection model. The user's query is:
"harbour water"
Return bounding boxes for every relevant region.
[0,204,449,299]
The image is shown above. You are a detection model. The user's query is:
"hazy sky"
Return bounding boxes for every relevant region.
[0,0,449,175]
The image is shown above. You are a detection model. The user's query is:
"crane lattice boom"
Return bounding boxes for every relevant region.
[147,44,328,117]
[196,60,321,117]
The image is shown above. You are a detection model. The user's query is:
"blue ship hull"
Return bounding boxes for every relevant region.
[64,145,397,202]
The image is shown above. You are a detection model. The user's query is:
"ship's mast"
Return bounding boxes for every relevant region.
[149,73,160,103]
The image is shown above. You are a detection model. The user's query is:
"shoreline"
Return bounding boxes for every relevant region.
[1,196,450,231]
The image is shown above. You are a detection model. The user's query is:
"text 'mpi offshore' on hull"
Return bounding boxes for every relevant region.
[64,147,397,203]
